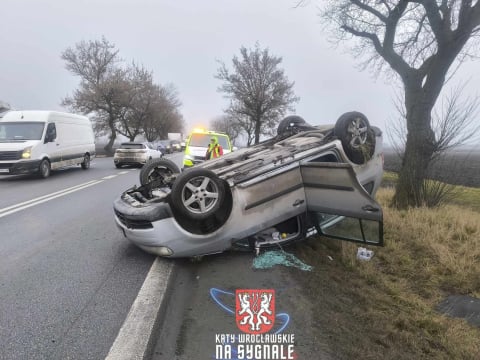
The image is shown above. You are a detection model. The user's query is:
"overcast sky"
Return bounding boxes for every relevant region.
[1,0,479,140]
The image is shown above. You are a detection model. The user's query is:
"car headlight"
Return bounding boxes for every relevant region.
[22,146,32,159]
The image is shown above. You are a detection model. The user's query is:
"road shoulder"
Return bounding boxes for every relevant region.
[151,251,332,360]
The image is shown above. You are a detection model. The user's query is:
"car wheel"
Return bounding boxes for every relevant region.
[139,158,180,186]
[39,159,51,178]
[81,154,90,169]
[115,163,122,169]
[170,168,225,220]
[334,111,375,164]
[277,115,307,136]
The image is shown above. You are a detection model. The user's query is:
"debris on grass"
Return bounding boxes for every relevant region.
[253,250,313,271]
[437,295,480,328]
[356,247,374,261]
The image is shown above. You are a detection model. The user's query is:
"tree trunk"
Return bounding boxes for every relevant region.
[254,117,261,144]
[392,90,436,208]
[104,115,117,156]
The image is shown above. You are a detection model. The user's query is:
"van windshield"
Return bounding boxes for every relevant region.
[0,122,45,141]
[189,133,229,148]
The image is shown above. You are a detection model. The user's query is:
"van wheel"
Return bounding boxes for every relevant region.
[39,159,51,178]
[81,154,90,169]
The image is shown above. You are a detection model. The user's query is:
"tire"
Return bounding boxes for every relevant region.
[39,159,51,178]
[115,163,122,169]
[139,158,180,186]
[81,154,90,170]
[277,115,307,136]
[170,168,225,220]
[334,111,375,164]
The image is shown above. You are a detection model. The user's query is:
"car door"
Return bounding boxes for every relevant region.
[300,159,383,246]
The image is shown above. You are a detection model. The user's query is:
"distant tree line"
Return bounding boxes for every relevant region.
[62,37,184,155]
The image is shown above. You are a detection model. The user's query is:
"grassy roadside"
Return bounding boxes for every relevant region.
[293,173,480,359]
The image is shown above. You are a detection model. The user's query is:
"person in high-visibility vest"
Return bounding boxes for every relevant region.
[205,136,224,160]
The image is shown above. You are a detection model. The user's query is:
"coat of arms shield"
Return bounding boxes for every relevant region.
[235,289,275,334]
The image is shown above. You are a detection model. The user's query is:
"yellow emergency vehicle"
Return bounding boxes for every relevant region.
[183,129,232,168]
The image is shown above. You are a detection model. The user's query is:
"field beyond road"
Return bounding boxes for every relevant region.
[384,148,480,188]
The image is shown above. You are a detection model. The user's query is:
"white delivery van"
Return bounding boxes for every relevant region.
[0,110,96,178]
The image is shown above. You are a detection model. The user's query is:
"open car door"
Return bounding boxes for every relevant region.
[300,162,383,246]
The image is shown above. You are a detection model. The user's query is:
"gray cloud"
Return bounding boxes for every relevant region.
[1,0,478,140]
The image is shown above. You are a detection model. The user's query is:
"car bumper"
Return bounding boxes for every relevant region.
[113,213,229,258]
[114,156,148,165]
[0,160,41,175]
[113,191,233,257]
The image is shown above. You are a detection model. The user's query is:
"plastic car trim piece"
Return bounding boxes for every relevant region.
[244,183,304,211]
[303,183,354,192]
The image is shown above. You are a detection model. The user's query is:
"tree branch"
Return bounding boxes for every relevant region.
[350,0,387,22]
[417,0,447,43]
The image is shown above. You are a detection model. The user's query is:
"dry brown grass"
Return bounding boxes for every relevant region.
[294,187,480,359]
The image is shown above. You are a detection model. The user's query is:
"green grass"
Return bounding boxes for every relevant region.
[451,186,480,212]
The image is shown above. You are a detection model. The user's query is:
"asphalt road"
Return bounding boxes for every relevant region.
[0,153,183,360]
[151,252,329,360]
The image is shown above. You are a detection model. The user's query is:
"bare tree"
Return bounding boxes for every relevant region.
[142,84,184,142]
[388,83,480,156]
[62,37,125,155]
[216,44,299,144]
[62,38,184,152]
[387,83,479,206]
[318,1,480,208]
[431,85,480,156]
[210,115,243,145]
[116,63,156,141]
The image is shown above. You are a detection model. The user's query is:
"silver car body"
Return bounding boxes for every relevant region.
[114,123,384,257]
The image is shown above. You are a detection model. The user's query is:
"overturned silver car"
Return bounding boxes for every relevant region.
[113,112,384,257]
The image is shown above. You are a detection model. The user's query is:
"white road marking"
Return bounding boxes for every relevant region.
[106,258,174,360]
[0,168,138,219]
[0,180,104,219]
